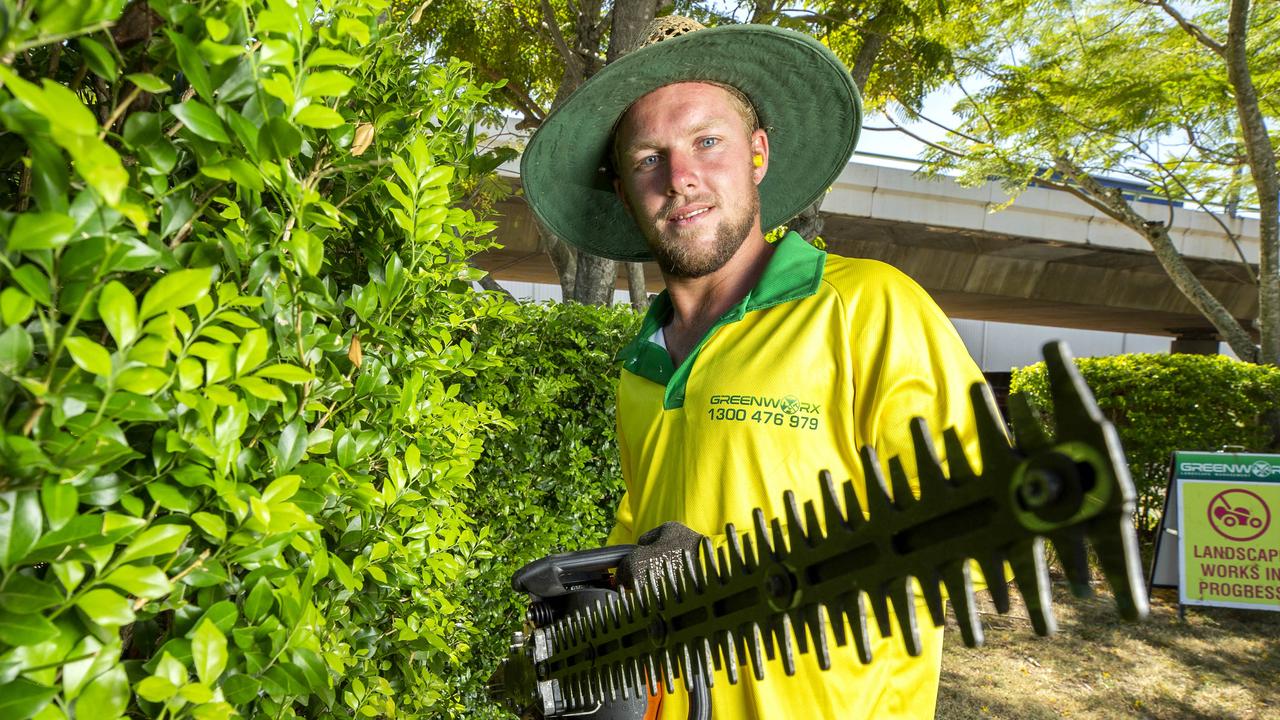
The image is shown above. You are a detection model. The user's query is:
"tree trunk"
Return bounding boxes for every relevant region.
[1226,0,1280,364]
[574,255,618,304]
[608,0,663,63]
[535,0,660,305]
[850,32,885,92]
[626,262,649,311]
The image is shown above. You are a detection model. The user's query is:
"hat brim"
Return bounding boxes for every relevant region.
[520,24,862,263]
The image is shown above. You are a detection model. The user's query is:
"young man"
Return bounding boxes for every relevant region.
[521,16,988,719]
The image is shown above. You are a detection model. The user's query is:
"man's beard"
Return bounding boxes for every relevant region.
[644,190,759,279]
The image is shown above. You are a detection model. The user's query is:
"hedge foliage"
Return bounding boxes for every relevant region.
[457,302,637,717]
[0,1,527,718]
[1010,352,1280,530]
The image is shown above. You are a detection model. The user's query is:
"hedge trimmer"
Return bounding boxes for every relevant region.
[490,342,1149,718]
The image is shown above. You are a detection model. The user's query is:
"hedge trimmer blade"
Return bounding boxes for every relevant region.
[495,341,1148,717]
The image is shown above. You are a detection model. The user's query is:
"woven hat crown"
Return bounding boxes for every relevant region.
[633,16,706,51]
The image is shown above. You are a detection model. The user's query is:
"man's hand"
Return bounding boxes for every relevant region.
[616,521,704,590]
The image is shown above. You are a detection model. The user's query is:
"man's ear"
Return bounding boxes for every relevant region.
[750,129,770,184]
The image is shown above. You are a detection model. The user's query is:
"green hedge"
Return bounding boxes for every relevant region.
[1010,353,1280,530]
[456,302,639,717]
[0,1,519,718]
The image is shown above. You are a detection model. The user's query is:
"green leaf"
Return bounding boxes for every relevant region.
[179,682,215,705]
[254,363,314,383]
[7,212,75,252]
[190,512,226,541]
[305,47,362,67]
[76,664,130,720]
[295,105,344,129]
[276,419,306,472]
[116,367,168,395]
[289,228,323,275]
[257,117,302,160]
[266,478,302,509]
[0,610,58,646]
[0,490,42,572]
[243,578,274,621]
[301,70,355,98]
[222,674,259,704]
[167,30,212,101]
[191,619,227,684]
[62,134,128,205]
[140,268,215,320]
[103,564,171,600]
[28,515,106,564]
[144,482,191,513]
[97,281,139,347]
[0,678,58,719]
[78,37,118,79]
[10,266,51,307]
[234,376,286,402]
[35,78,99,136]
[169,101,230,143]
[1,288,35,326]
[118,524,190,564]
[126,73,171,93]
[261,73,295,106]
[75,588,135,627]
[64,337,113,377]
[0,325,34,376]
[0,574,63,613]
[235,327,268,376]
[134,676,178,702]
[40,480,77,532]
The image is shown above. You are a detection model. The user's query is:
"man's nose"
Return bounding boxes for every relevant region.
[666,151,698,195]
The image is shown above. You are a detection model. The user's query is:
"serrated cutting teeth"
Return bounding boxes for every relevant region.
[511,342,1149,716]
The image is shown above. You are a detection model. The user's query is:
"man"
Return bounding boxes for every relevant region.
[521,16,988,719]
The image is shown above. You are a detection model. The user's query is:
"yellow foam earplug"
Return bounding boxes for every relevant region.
[752,154,764,168]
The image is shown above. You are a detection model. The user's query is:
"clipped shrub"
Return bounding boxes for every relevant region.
[454,302,639,716]
[1010,353,1280,530]
[0,1,517,718]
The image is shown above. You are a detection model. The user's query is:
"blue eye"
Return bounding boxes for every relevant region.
[700,137,718,148]
[640,155,659,167]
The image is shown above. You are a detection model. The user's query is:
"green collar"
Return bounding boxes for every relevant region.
[617,232,827,409]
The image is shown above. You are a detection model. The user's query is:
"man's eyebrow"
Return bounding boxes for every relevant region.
[619,118,726,157]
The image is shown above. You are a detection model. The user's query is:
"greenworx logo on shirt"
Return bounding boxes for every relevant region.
[708,394,820,415]
[705,394,823,431]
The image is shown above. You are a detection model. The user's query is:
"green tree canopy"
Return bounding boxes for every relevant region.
[925,0,1279,362]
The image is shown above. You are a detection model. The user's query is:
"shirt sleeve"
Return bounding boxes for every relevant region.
[847,263,990,498]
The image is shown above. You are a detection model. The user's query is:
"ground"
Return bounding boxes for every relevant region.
[936,582,1280,719]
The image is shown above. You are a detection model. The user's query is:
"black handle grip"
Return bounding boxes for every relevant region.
[512,545,637,597]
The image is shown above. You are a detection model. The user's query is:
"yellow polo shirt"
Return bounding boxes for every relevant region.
[608,232,988,719]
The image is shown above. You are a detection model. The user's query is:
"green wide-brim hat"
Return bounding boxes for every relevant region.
[520,18,863,263]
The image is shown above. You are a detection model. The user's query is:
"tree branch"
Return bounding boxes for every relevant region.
[470,261,516,300]
[881,113,969,159]
[1053,156,1259,361]
[538,0,575,66]
[1138,0,1226,57]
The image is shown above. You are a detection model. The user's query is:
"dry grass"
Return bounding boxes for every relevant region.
[937,581,1280,719]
